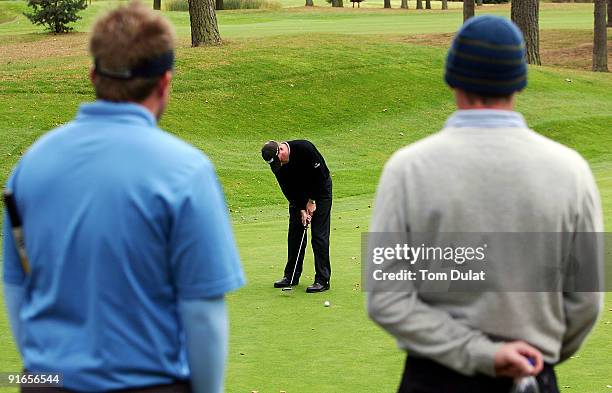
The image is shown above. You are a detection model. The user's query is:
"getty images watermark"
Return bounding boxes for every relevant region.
[362,232,610,292]
[371,242,489,282]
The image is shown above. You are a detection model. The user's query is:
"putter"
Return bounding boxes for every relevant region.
[282,224,308,292]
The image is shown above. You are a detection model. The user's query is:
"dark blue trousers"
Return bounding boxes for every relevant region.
[398,356,559,393]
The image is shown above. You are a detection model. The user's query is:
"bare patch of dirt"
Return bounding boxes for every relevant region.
[0,32,89,64]
[2,26,610,73]
[539,30,612,71]
[396,32,452,48]
[395,29,612,71]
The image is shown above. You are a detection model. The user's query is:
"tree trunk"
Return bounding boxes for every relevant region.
[401,0,408,8]
[426,0,431,8]
[337,0,344,6]
[53,0,60,33]
[189,0,221,47]
[215,0,223,9]
[442,0,447,9]
[463,0,474,21]
[607,0,611,27]
[305,0,313,5]
[416,0,423,9]
[384,0,391,7]
[154,0,161,10]
[593,0,609,71]
[511,0,541,65]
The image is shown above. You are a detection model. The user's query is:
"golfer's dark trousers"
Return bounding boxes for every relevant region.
[285,195,332,285]
[398,356,560,393]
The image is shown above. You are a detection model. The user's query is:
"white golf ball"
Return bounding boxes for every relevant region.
[324,301,331,307]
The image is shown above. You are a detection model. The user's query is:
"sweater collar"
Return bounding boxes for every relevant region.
[445,109,527,129]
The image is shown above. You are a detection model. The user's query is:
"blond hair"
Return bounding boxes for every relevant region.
[89,1,176,102]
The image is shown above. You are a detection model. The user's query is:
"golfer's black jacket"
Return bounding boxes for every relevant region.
[273,140,332,209]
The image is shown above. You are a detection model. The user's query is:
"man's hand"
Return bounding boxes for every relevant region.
[494,341,544,378]
[300,210,311,227]
[306,200,316,216]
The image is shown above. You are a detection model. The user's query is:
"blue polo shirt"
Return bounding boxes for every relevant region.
[3,101,245,391]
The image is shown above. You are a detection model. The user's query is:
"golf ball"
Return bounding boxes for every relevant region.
[324,301,330,307]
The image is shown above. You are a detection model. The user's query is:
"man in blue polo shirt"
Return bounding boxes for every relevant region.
[2,2,244,392]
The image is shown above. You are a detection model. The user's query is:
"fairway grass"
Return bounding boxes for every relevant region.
[1,1,611,392]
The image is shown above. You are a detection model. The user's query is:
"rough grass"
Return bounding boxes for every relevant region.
[223,0,283,10]
[0,8,14,24]
[0,2,611,392]
[163,0,191,12]
[164,0,282,11]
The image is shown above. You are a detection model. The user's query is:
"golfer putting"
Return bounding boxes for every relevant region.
[261,140,332,293]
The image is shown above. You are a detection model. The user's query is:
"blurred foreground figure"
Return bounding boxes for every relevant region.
[3,2,244,392]
[367,15,603,393]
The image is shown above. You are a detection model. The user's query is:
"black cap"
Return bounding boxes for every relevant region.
[261,140,281,173]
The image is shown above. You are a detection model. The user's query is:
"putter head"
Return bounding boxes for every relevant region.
[281,287,293,292]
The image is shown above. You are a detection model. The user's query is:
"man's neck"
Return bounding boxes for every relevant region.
[454,89,516,111]
[456,102,514,111]
[138,100,160,122]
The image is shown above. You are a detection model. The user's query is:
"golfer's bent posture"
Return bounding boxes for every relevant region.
[2,3,244,392]
[261,140,332,293]
[367,16,603,393]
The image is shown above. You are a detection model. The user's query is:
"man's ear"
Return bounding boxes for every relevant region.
[89,66,96,85]
[157,70,173,98]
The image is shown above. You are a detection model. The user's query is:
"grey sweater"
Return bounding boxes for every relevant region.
[367,110,603,377]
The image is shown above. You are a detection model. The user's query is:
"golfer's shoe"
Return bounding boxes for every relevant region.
[274,277,299,288]
[306,282,329,293]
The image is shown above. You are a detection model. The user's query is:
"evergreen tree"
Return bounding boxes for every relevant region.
[24,0,88,34]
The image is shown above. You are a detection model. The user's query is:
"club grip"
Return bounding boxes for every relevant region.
[3,189,22,228]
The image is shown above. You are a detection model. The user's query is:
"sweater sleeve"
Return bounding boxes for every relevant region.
[366,162,501,377]
[559,164,604,361]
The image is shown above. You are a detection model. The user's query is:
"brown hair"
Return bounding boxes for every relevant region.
[89,1,175,102]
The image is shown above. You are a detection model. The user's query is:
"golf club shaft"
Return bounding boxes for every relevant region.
[287,225,308,289]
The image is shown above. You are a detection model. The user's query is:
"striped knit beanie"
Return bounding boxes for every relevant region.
[445,15,527,95]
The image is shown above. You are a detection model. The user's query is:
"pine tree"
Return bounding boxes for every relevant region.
[24,0,88,34]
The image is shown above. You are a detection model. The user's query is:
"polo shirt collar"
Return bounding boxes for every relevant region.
[76,100,157,127]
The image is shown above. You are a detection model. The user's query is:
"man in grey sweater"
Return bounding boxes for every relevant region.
[367,16,603,393]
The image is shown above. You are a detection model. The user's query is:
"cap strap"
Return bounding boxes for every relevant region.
[94,50,174,80]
